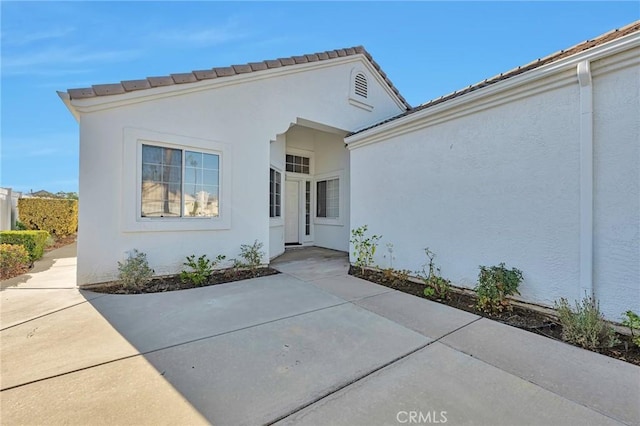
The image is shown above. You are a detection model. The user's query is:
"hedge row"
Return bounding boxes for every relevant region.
[0,244,30,280]
[0,231,50,260]
[18,198,78,236]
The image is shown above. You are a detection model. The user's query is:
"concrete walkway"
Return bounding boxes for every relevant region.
[1,245,638,425]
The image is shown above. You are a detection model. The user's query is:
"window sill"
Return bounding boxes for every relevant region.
[124,216,230,233]
[314,217,343,226]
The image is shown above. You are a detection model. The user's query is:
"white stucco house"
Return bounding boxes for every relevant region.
[60,22,639,320]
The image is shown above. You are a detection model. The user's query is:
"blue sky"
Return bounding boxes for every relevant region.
[1,1,637,194]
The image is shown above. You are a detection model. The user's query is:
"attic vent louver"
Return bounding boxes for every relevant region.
[354,73,368,98]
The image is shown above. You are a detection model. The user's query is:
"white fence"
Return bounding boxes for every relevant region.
[0,188,22,231]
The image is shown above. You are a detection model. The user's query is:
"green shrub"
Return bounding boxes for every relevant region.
[0,230,50,260]
[237,240,264,270]
[416,248,451,300]
[14,220,27,230]
[18,198,78,236]
[621,310,640,348]
[555,296,618,349]
[180,254,226,286]
[475,263,523,313]
[117,249,154,290]
[350,225,381,273]
[1,243,30,280]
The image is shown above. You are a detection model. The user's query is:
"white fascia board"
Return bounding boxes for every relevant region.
[57,91,80,123]
[346,32,640,148]
[67,55,407,115]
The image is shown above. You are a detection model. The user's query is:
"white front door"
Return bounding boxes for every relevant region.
[285,180,299,244]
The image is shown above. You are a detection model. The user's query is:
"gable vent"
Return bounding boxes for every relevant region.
[354,73,368,98]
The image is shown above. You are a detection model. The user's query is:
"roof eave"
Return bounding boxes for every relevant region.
[65,54,409,115]
[346,29,640,147]
[57,91,79,123]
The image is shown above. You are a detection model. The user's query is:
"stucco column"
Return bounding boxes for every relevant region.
[577,60,593,299]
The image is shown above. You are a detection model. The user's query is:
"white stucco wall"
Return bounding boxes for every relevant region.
[73,57,403,284]
[348,46,639,320]
[592,53,640,319]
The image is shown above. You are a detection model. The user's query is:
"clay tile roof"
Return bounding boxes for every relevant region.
[92,84,125,96]
[171,73,197,84]
[122,79,151,91]
[147,76,174,87]
[68,88,96,99]
[232,64,252,74]
[249,62,268,71]
[193,70,218,80]
[64,45,411,109]
[265,59,282,69]
[349,21,640,137]
[213,67,235,77]
[279,57,296,66]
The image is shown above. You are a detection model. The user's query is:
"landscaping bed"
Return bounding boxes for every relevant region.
[45,233,76,251]
[350,265,640,366]
[87,267,280,294]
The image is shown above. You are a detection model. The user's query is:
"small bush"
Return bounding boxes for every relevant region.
[416,248,451,300]
[14,221,27,231]
[18,198,78,236]
[0,230,50,260]
[555,296,618,349]
[117,249,154,290]
[238,240,264,270]
[1,244,30,280]
[45,235,56,248]
[621,310,640,348]
[180,254,225,286]
[350,225,381,274]
[475,263,523,313]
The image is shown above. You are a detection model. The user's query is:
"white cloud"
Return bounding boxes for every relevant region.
[1,47,140,76]
[153,18,249,47]
[1,27,76,46]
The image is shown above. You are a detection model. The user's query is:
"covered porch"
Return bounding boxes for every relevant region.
[269,118,351,260]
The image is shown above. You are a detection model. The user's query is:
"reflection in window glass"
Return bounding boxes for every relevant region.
[141,144,219,218]
[317,178,339,218]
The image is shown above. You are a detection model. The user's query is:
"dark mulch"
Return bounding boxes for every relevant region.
[350,266,640,366]
[88,267,280,294]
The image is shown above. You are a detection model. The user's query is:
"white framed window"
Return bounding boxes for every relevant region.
[141,145,220,218]
[122,128,231,232]
[317,178,339,218]
[269,168,281,218]
[305,180,311,235]
[286,154,310,174]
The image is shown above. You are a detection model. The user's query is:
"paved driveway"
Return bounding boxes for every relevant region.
[1,245,638,425]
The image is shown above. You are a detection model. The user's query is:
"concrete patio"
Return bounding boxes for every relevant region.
[1,245,638,425]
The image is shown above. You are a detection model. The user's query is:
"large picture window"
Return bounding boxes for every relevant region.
[316,178,339,218]
[141,144,219,218]
[269,168,281,218]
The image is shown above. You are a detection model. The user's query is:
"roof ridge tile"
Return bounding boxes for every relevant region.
[64,44,411,109]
